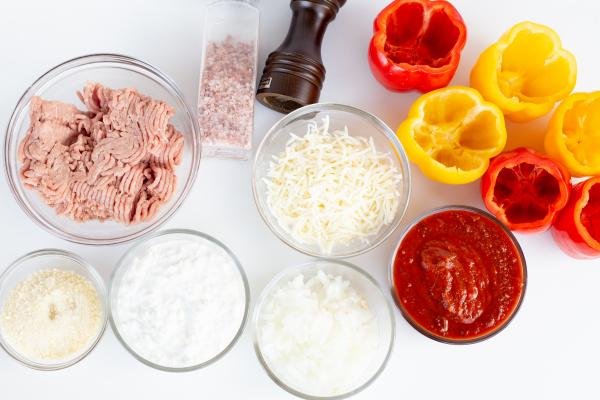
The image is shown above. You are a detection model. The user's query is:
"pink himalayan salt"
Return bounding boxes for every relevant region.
[198,36,257,159]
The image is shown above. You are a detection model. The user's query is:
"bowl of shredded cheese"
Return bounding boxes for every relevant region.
[253,103,411,258]
[252,259,395,399]
[0,249,107,370]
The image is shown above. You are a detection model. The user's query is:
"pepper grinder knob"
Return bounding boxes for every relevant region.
[256,0,346,114]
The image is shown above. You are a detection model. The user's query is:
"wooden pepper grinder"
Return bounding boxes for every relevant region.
[256,0,346,114]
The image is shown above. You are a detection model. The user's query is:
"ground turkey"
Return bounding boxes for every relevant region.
[19,82,184,224]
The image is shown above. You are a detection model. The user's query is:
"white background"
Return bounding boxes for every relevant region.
[1,0,599,399]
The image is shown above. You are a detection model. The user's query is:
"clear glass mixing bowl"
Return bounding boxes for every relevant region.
[389,205,528,344]
[109,229,250,372]
[4,54,200,245]
[252,259,395,399]
[252,103,411,258]
[0,249,108,370]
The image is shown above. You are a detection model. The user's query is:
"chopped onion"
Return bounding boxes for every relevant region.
[257,270,379,396]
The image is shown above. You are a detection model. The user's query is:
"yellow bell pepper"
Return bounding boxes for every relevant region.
[545,92,600,177]
[397,86,507,184]
[470,21,577,122]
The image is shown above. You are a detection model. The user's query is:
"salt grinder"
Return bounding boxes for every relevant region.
[256,0,346,114]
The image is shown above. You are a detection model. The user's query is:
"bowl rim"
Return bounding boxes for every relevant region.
[252,259,396,399]
[388,205,528,344]
[251,102,412,259]
[108,228,250,372]
[3,53,201,246]
[0,248,109,370]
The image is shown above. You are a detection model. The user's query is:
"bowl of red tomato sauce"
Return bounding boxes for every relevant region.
[390,205,526,344]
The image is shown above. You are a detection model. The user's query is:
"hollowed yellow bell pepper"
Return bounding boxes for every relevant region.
[397,86,507,184]
[545,92,600,177]
[470,21,577,122]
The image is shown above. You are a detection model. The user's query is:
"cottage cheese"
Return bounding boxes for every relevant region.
[113,236,246,368]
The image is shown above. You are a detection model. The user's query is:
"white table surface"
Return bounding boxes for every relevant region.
[1,0,599,399]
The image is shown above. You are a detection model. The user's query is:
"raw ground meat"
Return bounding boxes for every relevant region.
[19,82,184,224]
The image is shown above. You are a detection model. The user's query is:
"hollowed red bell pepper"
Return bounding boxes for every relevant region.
[481,147,571,233]
[368,0,467,92]
[552,176,600,259]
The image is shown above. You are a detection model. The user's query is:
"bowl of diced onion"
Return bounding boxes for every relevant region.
[252,103,411,258]
[252,259,395,399]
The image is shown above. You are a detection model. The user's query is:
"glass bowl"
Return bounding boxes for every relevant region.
[0,249,108,370]
[252,259,395,399]
[252,103,411,258]
[4,54,200,245]
[389,205,528,344]
[109,229,250,372]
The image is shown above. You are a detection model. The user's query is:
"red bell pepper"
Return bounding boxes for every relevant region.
[481,147,571,233]
[368,0,467,92]
[552,176,600,259]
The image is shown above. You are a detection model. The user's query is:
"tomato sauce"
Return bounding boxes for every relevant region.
[392,208,526,342]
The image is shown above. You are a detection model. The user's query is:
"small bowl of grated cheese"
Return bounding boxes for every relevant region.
[253,103,411,258]
[0,249,107,370]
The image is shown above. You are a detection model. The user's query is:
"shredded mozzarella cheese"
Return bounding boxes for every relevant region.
[264,117,402,254]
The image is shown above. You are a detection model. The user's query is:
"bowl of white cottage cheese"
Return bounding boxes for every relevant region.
[109,229,249,371]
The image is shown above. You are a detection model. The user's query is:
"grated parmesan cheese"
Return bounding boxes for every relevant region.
[256,270,379,397]
[0,269,103,362]
[264,117,402,254]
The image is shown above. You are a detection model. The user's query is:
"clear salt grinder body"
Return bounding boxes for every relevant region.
[197,0,259,160]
